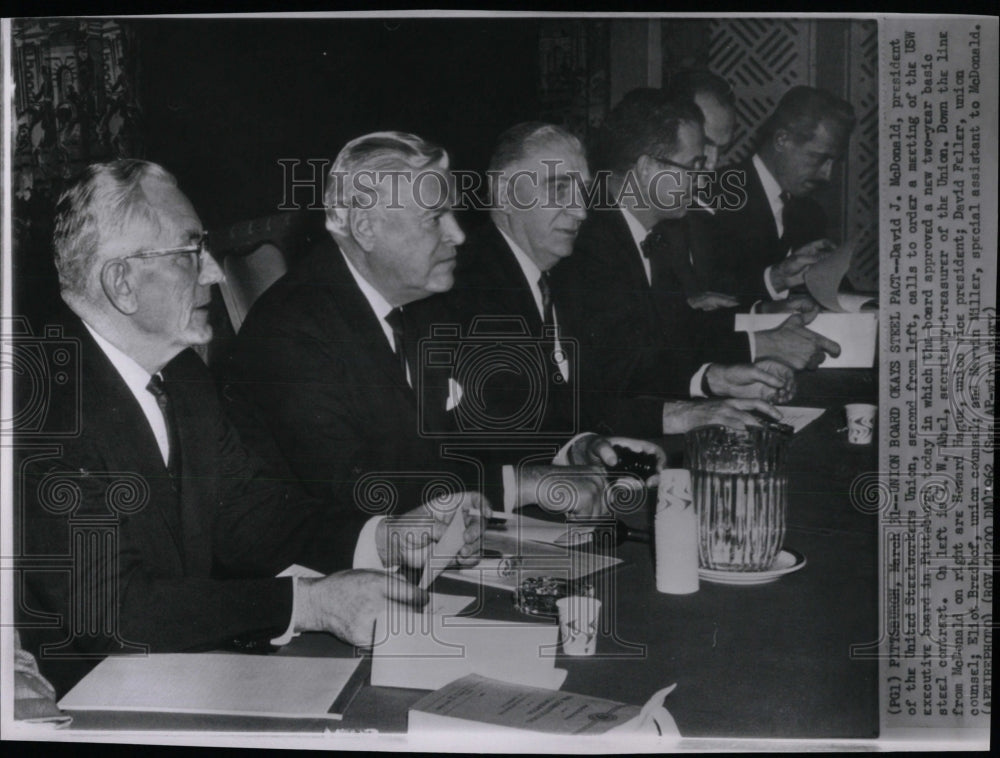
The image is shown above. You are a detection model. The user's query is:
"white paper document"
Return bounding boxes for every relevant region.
[774,406,827,433]
[409,674,679,737]
[420,508,469,590]
[371,614,567,691]
[58,654,363,720]
[428,593,475,616]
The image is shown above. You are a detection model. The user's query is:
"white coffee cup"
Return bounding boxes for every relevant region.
[845,403,877,445]
[556,595,601,656]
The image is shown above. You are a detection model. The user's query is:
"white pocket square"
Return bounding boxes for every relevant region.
[445,378,464,411]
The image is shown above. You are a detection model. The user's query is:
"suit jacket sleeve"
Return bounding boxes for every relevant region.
[20,446,294,659]
[199,368,361,577]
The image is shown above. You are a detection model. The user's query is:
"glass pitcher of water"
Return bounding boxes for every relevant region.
[684,425,790,572]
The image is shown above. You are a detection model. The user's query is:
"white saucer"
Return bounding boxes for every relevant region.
[698,549,806,585]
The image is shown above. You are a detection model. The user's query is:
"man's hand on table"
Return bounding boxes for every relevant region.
[662,398,782,434]
[768,238,837,291]
[704,360,796,402]
[753,311,841,370]
[758,292,821,320]
[686,291,740,311]
[517,464,611,518]
[374,490,490,571]
[295,569,427,647]
[567,434,666,488]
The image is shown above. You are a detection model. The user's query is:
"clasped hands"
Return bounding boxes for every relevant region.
[768,238,837,292]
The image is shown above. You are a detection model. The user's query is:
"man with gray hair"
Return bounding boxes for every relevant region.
[225,131,635,528]
[16,159,483,695]
[408,122,666,491]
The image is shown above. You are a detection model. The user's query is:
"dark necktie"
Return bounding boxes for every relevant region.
[385,307,410,385]
[538,272,566,384]
[641,227,673,292]
[146,374,181,479]
[641,225,693,333]
[538,272,554,328]
[778,190,794,248]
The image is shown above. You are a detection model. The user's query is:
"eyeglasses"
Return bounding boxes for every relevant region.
[120,232,211,272]
[651,154,709,172]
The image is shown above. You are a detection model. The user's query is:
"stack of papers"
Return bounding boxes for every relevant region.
[409,674,680,737]
[58,654,365,721]
[371,614,567,691]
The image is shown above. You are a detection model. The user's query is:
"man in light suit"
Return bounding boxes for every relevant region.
[16,160,484,695]
[225,132,649,526]
[552,95,796,438]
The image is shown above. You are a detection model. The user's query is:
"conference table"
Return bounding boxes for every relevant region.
[70,369,879,739]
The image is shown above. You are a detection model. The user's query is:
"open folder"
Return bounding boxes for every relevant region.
[58,653,365,721]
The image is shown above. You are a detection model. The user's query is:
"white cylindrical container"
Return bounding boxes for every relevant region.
[654,468,699,594]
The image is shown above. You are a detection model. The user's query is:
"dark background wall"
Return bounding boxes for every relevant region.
[136,18,542,229]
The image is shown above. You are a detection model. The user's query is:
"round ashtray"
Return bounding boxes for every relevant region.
[513,576,594,618]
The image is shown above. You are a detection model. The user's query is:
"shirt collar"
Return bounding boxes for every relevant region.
[496,226,544,286]
[752,153,785,227]
[82,321,156,399]
[339,247,394,323]
[619,205,651,252]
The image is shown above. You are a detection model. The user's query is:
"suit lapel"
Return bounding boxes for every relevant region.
[322,247,418,404]
[486,226,546,332]
[161,361,214,575]
[745,160,780,248]
[74,316,186,565]
[606,207,653,294]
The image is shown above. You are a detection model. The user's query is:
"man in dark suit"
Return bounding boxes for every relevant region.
[552,92,796,438]
[225,132,634,525]
[664,74,842,370]
[698,86,857,309]
[16,160,483,694]
[408,122,666,489]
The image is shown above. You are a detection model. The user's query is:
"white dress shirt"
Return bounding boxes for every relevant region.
[340,249,412,385]
[495,227,570,382]
[617,207,710,398]
[752,154,791,301]
[84,323,171,466]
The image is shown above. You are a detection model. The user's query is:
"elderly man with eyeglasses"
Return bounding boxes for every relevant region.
[15,159,486,696]
[551,89,797,438]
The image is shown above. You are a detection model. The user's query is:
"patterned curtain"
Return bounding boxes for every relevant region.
[537,20,610,143]
[11,18,143,316]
